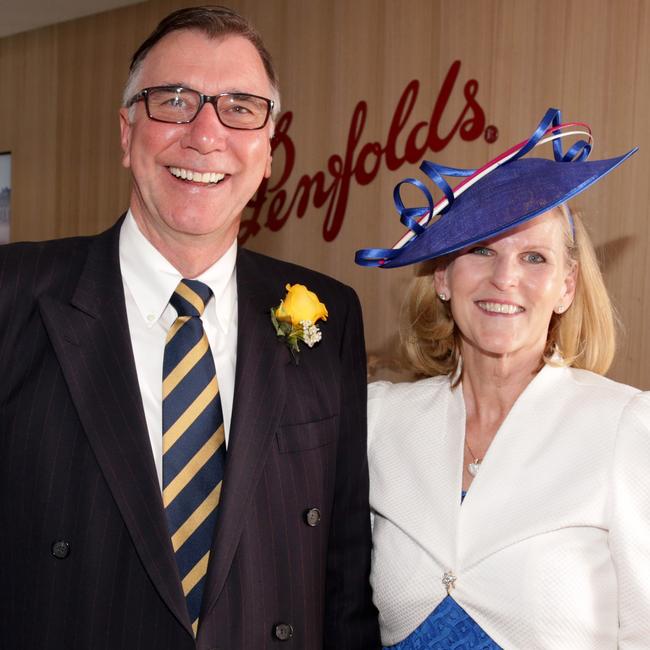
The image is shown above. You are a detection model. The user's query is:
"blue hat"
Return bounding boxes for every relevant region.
[355,108,637,269]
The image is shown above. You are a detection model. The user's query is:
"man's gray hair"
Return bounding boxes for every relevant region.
[122,5,281,121]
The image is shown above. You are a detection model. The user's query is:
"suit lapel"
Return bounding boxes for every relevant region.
[201,249,287,618]
[38,221,193,637]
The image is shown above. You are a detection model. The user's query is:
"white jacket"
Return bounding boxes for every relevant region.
[368,364,650,649]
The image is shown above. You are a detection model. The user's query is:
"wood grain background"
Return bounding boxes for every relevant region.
[1,0,648,386]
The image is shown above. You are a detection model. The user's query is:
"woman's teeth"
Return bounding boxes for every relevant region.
[477,301,524,314]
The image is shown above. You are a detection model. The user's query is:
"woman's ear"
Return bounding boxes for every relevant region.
[560,260,578,310]
[433,262,450,301]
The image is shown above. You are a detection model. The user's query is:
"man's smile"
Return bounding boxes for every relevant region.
[168,166,226,185]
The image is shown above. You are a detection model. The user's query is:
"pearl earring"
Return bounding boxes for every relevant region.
[438,293,448,302]
[555,304,564,314]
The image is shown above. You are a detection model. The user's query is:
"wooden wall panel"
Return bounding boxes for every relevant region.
[0,26,59,240]
[1,0,650,388]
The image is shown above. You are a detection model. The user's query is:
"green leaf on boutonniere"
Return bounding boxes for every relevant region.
[270,284,328,365]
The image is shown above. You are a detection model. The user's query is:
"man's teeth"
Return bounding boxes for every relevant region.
[169,167,225,184]
[477,301,524,314]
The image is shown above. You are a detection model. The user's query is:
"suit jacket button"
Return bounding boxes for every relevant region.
[51,540,70,559]
[273,623,293,641]
[304,507,321,527]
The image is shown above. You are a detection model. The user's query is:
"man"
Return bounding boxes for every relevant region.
[0,6,380,649]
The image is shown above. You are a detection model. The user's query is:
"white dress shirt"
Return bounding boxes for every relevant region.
[119,211,238,489]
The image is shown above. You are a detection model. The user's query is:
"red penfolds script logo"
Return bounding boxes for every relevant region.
[241,60,494,244]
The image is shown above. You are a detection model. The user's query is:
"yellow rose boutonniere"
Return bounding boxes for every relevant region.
[271,284,328,363]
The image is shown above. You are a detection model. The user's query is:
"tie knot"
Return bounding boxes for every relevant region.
[170,279,213,317]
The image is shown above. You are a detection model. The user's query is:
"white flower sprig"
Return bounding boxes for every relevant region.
[271,284,328,363]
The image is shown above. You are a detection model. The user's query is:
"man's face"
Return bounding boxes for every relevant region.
[119,30,273,251]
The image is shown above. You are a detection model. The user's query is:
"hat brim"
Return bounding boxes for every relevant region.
[380,151,636,268]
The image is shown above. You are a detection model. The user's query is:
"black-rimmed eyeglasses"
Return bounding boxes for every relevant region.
[126,86,274,130]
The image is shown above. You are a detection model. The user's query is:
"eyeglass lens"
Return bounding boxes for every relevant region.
[146,88,269,128]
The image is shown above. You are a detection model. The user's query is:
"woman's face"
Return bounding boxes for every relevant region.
[434,209,577,363]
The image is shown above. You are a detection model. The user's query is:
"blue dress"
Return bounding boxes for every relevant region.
[383,595,501,650]
[383,493,502,650]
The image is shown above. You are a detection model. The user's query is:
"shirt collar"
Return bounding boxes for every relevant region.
[119,210,238,333]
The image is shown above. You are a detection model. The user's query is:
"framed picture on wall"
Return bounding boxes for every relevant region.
[0,152,10,244]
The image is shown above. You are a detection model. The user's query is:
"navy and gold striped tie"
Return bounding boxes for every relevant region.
[162,279,226,636]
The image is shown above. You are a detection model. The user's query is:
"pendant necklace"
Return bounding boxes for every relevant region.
[465,438,482,477]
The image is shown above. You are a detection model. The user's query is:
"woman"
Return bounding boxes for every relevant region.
[356,109,649,649]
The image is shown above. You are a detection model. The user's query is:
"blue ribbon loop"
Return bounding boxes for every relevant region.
[392,162,476,235]
[354,107,594,267]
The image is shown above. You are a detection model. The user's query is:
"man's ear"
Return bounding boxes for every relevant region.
[264,131,273,178]
[119,108,132,169]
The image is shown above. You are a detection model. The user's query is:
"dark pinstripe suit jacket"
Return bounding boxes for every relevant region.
[0,219,380,650]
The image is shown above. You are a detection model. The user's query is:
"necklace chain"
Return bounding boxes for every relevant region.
[464,438,481,462]
[465,438,482,477]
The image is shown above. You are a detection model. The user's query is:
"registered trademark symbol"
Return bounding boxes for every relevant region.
[484,125,498,143]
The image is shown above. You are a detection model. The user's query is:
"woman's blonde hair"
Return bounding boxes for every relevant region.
[400,206,616,379]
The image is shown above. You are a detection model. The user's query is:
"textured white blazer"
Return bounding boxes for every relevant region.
[368,364,650,649]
